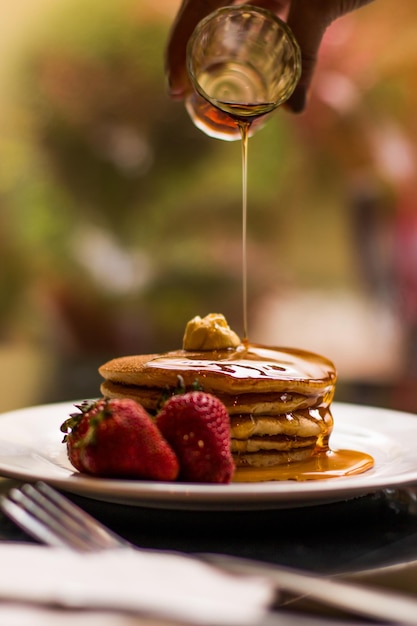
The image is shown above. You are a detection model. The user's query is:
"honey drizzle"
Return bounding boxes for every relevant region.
[239,120,250,341]
[148,343,336,384]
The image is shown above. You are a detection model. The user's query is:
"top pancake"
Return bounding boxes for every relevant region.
[99,343,337,397]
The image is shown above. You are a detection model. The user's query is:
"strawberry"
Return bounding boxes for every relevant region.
[60,398,179,481]
[156,391,234,483]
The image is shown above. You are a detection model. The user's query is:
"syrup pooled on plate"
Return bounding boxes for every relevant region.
[233,449,375,482]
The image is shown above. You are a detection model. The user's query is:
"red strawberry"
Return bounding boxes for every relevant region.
[156,391,234,483]
[60,398,179,481]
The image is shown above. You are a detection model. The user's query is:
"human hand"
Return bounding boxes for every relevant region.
[165,0,375,113]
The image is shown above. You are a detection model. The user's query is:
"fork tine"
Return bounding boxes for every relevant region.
[22,483,109,552]
[3,485,98,552]
[1,494,70,548]
[1,482,130,552]
[31,482,129,550]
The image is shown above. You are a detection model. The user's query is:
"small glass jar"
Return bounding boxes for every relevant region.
[186,5,301,141]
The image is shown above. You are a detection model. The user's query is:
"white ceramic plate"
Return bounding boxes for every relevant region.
[0,401,416,510]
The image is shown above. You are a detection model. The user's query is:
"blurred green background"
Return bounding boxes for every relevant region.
[1,0,416,413]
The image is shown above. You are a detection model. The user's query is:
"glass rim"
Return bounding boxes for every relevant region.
[186,4,302,96]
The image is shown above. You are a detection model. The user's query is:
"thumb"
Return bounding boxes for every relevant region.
[165,0,230,100]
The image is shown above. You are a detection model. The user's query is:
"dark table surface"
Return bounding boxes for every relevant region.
[51,488,417,575]
[1,477,417,578]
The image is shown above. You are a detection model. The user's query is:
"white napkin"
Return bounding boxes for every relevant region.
[0,545,274,625]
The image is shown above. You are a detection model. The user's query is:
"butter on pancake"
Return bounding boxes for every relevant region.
[183,313,240,350]
[99,313,337,472]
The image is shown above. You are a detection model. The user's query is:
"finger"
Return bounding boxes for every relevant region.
[285,0,375,112]
[165,0,230,100]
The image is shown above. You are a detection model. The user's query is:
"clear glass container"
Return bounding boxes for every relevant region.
[186,5,301,141]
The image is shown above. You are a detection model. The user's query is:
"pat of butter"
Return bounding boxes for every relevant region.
[183,313,241,351]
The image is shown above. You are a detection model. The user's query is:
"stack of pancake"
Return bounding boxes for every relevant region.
[99,341,337,470]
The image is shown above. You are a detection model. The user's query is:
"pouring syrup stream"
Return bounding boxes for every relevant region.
[239,120,250,341]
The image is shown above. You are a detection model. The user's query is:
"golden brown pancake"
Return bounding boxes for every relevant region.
[99,342,337,469]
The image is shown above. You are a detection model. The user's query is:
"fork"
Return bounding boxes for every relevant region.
[1,481,131,551]
[3,481,417,625]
